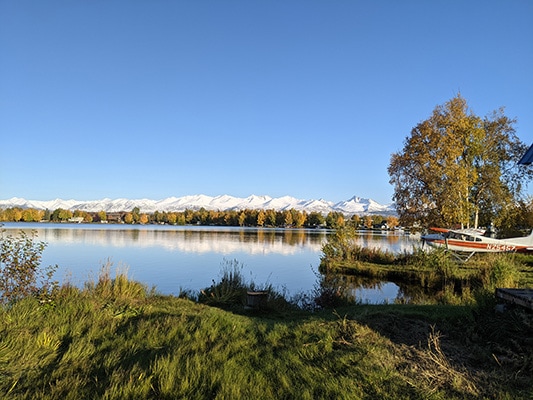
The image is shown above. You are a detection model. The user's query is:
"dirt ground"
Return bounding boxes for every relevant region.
[358,309,533,398]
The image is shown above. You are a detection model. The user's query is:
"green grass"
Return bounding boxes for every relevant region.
[320,228,533,297]
[320,247,533,305]
[0,270,531,399]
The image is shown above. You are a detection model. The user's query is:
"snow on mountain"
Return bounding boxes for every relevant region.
[299,199,335,214]
[235,195,273,210]
[0,195,395,215]
[262,196,302,211]
[333,196,392,215]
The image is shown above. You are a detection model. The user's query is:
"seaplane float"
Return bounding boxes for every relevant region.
[421,227,533,262]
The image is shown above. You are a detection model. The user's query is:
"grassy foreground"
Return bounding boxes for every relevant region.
[0,271,532,399]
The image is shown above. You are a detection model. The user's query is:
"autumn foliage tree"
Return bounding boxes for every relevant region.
[388,95,532,228]
[0,206,395,230]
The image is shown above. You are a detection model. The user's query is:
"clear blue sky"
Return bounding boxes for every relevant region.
[1,1,532,205]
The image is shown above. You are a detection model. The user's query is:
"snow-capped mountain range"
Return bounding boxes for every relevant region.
[0,195,395,216]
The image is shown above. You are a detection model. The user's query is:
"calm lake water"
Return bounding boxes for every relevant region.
[2,223,422,303]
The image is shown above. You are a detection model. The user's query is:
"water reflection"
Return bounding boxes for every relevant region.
[342,274,454,305]
[2,224,420,253]
[348,280,401,304]
[352,230,417,254]
[2,223,423,303]
[5,225,328,255]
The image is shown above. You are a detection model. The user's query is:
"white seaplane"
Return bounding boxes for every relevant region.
[421,227,533,262]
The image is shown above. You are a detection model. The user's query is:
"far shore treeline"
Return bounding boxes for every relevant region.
[0,206,399,230]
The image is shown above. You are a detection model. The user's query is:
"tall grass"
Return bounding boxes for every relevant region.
[1,229,531,398]
[0,258,531,398]
[2,289,530,399]
[84,260,149,300]
[197,259,248,306]
[197,259,295,312]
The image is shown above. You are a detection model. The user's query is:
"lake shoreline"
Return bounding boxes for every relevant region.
[1,223,420,303]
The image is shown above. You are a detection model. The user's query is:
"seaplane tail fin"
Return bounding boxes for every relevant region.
[429,227,449,234]
[511,229,533,246]
[525,230,533,250]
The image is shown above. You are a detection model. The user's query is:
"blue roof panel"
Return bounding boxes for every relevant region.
[518,144,533,165]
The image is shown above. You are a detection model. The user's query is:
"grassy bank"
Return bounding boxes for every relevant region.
[320,252,533,302]
[1,230,532,398]
[319,228,533,305]
[0,269,532,399]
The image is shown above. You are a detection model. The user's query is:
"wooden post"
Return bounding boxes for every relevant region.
[246,291,268,309]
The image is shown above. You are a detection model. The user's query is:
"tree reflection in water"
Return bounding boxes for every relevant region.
[2,223,422,303]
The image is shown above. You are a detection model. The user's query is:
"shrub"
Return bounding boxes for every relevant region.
[0,229,58,304]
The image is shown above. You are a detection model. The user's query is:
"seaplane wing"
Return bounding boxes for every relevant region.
[421,227,533,254]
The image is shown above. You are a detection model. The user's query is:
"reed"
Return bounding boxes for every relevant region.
[198,259,248,307]
[197,259,294,312]
[84,260,150,303]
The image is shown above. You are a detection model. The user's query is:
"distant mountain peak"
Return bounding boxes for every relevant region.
[0,195,396,215]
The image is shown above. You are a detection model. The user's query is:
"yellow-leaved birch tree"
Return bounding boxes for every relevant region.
[388,95,531,228]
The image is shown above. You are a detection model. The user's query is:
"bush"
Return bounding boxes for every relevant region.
[0,230,58,304]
